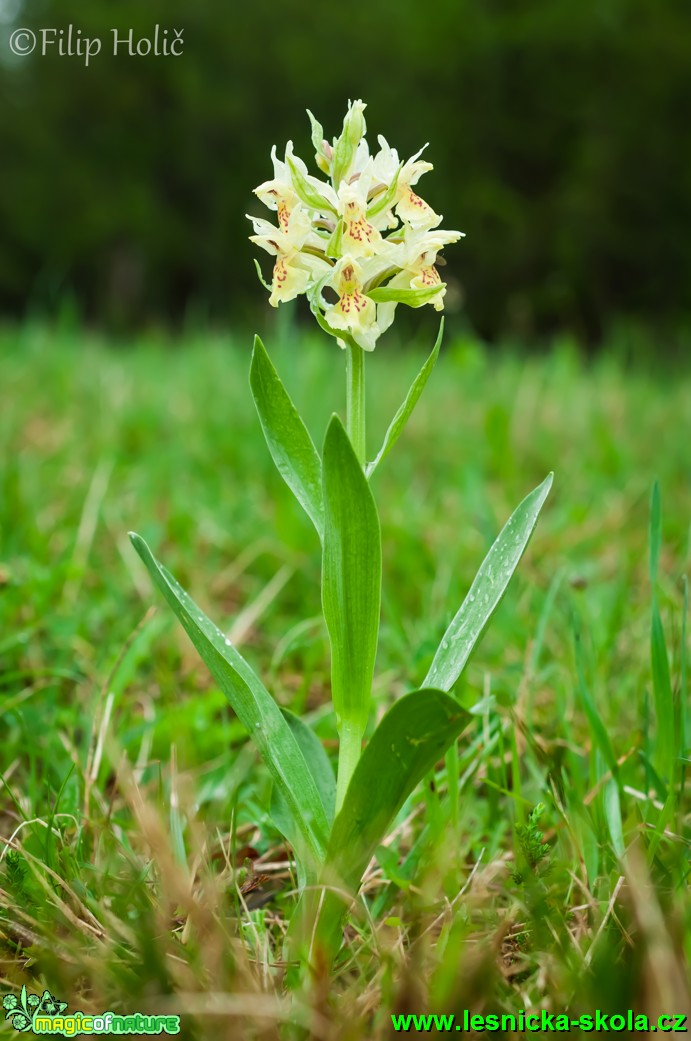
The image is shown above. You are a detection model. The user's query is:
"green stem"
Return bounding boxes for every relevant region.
[346,343,366,466]
[335,344,366,811]
[335,720,362,814]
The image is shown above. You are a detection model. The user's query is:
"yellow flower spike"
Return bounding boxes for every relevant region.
[247,100,463,350]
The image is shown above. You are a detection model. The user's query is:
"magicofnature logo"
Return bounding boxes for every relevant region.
[2,986,180,1035]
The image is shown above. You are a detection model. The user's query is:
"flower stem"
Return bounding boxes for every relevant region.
[346,343,366,466]
[335,720,363,814]
[336,345,367,811]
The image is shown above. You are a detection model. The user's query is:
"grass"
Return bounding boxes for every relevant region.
[1,319,689,1038]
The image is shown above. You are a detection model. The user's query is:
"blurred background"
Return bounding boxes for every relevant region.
[1,0,690,348]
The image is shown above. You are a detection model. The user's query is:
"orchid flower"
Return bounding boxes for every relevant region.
[323,257,380,352]
[247,100,463,350]
[248,208,329,307]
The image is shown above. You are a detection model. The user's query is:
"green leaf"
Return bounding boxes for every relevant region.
[367,164,402,219]
[253,258,272,292]
[287,157,336,214]
[250,336,324,539]
[325,220,344,260]
[306,109,325,157]
[270,710,336,875]
[367,284,444,307]
[331,135,356,189]
[307,269,354,348]
[374,845,411,890]
[129,532,330,872]
[367,320,442,476]
[322,416,381,738]
[331,102,365,188]
[329,689,471,889]
[307,294,355,349]
[423,473,553,692]
[298,690,471,963]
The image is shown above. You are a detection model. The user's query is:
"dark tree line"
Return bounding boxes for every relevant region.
[1,0,689,343]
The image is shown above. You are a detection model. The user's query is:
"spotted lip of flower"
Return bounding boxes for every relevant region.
[323,258,380,352]
[248,208,329,307]
[397,188,440,229]
[338,173,382,259]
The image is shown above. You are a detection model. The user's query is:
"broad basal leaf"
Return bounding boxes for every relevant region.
[329,688,471,889]
[297,689,471,963]
[424,473,553,692]
[250,336,324,539]
[129,532,330,871]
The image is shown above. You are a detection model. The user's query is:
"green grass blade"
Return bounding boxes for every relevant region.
[649,480,661,586]
[602,777,625,858]
[423,472,553,692]
[648,483,676,783]
[680,575,688,805]
[574,625,618,776]
[651,602,675,781]
[250,335,324,539]
[129,532,330,870]
[366,320,443,477]
[322,415,381,766]
[646,784,678,866]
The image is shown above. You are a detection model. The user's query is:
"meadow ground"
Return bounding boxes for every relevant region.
[0,321,689,1038]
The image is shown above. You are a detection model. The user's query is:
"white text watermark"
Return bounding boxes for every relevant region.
[8,25,183,65]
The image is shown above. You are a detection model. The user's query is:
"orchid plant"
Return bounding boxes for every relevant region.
[129,100,552,967]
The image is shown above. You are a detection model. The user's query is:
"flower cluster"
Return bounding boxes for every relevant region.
[247,100,463,351]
